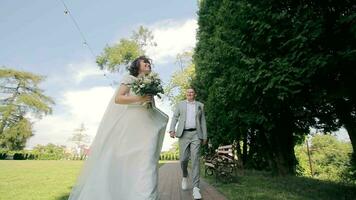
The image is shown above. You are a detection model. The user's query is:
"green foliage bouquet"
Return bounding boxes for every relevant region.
[131,72,164,108]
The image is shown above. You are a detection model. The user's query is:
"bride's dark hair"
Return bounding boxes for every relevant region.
[127,55,152,77]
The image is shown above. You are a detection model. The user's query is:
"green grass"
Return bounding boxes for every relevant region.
[3,159,354,200]
[200,164,356,200]
[0,160,167,200]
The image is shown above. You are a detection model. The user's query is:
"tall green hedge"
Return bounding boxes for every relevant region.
[194,0,356,175]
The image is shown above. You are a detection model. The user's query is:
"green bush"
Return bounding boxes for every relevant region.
[295,134,354,183]
[159,152,179,161]
[0,149,8,159]
[0,148,69,160]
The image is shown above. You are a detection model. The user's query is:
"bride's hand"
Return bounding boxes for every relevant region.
[138,95,153,103]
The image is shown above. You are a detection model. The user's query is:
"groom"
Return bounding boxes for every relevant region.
[169,87,208,199]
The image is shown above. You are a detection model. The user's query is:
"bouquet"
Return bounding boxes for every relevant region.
[130,72,164,108]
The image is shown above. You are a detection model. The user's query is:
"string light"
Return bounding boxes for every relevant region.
[57,0,115,86]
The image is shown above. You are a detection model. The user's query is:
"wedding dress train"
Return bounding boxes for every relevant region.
[68,74,169,200]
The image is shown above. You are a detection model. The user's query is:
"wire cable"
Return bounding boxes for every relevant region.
[57,0,117,86]
[57,0,96,58]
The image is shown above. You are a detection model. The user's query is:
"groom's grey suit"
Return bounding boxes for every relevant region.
[169,100,207,189]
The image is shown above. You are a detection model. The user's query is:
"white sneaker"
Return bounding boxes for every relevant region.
[181,177,188,190]
[192,187,202,199]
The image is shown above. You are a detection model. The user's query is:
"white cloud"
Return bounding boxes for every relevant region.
[26,86,176,151]
[61,86,114,125]
[41,59,108,89]
[26,114,81,148]
[145,18,198,64]
[67,60,106,84]
[26,86,115,149]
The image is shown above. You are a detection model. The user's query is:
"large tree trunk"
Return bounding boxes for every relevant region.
[270,129,297,176]
[341,115,356,164]
[335,99,356,164]
[344,123,356,155]
[262,112,297,176]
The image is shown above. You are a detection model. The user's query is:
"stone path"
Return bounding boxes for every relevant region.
[158,161,227,200]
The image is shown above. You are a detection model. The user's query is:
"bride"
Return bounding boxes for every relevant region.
[68,55,169,200]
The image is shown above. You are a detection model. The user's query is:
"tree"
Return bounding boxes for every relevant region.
[295,134,353,182]
[96,26,156,73]
[1,118,32,150]
[193,0,356,175]
[32,143,67,160]
[0,67,55,150]
[165,51,196,106]
[169,141,179,154]
[68,123,91,159]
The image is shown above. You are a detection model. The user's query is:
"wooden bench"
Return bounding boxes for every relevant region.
[204,144,243,183]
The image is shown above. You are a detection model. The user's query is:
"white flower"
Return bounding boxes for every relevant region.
[143,78,152,84]
[150,72,158,78]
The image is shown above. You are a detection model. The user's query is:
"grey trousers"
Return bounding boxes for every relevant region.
[178,130,201,188]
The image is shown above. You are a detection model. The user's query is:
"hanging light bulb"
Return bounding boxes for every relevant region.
[64,10,69,15]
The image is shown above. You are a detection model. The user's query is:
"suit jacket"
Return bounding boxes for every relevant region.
[169,100,207,140]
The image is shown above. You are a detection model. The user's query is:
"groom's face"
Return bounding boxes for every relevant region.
[186,89,196,101]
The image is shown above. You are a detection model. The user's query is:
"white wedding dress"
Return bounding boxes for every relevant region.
[68,74,169,200]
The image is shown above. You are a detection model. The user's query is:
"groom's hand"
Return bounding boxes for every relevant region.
[201,139,208,145]
[169,131,176,138]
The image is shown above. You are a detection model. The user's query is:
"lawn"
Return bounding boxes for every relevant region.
[200,164,356,200]
[2,160,355,200]
[0,160,167,200]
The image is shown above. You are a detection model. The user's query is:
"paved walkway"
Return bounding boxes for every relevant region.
[158,161,227,200]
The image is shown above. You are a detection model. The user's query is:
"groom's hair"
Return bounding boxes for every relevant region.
[187,86,196,93]
[127,55,153,76]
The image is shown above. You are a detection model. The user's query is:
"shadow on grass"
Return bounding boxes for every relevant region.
[56,186,72,200]
[202,169,356,200]
[56,194,69,200]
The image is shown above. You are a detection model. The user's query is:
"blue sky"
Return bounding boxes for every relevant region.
[1,0,199,151]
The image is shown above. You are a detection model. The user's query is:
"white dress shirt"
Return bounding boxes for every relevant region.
[185,100,196,129]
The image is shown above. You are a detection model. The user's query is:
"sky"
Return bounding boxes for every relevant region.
[0,0,199,151]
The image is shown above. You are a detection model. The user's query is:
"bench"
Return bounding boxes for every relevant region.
[204,144,243,183]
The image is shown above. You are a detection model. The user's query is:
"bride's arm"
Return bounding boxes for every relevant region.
[115,84,150,104]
